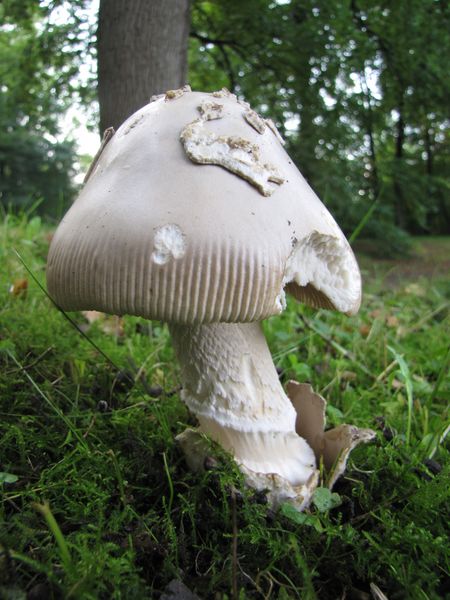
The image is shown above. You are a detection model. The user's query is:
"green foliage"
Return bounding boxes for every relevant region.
[0,473,19,485]
[0,215,448,598]
[0,128,75,219]
[190,0,450,243]
[2,1,449,241]
[0,0,96,217]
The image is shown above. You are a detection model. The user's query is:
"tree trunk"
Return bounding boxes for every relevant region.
[366,119,379,198]
[97,0,191,133]
[361,75,380,199]
[424,125,433,176]
[393,104,406,228]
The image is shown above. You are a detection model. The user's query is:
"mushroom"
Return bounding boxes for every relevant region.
[47,87,374,510]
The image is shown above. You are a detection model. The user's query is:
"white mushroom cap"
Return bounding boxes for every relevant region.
[47,88,361,322]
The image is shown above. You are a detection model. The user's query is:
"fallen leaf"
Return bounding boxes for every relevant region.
[82,311,124,337]
[397,326,408,338]
[386,315,399,328]
[404,283,426,297]
[370,582,389,600]
[154,368,165,385]
[82,310,104,324]
[359,324,371,337]
[9,278,28,298]
[391,378,403,390]
[341,370,357,381]
[101,315,124,337]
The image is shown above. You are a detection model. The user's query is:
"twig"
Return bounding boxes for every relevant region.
[83,415,96,439]
[231,488,239,600]
[406,302,449,335]
[83,127,115,183]
[162,452,174,512]
[13,248,126,379]
[371,359,397,386]
[13,248,162,404]
[5,345,55,375]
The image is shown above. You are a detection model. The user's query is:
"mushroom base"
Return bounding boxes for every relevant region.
[175,380,376,511]
[169,322,317,487]
[176,427,320,511]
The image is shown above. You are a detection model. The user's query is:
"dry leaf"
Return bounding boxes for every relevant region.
[82,311,124,337]
[153,368,165,386]
[404,283,426,297]
[101,315,124,337]
[370,582,389,600]
[341,370,357,381]
[359,324,371,337]
[391,378,403,390]
[9,278,28,298]
[386,315,399,328]
[82,310,104,324]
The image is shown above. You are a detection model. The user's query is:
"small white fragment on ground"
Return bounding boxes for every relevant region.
[265,118,286,145]
[152,224,187,265]
[244,110,266,134]
[180,114,284,197]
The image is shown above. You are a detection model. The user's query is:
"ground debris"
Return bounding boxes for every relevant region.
[160,579,201,600]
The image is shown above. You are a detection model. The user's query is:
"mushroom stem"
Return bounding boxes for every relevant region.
[169,322,316,485]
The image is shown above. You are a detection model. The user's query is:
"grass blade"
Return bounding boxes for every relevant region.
[348,186,384,244]
[33,501,73,575]
[427,346,449,408]
[7,351,89,451]
[388,346,414,445]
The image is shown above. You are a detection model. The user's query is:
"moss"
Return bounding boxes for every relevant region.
[0,214,448,598]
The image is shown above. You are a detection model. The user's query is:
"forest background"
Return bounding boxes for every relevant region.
[1,2,449,598]
[1,0,449,256]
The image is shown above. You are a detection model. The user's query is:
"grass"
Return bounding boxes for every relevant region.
[0,213,449,599]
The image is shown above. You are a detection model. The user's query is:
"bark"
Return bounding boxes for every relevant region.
[97,0,191,132]
[366,118,379,198]
[394,103,406,228]
[424,125,433,176]
[361,72,380,198]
